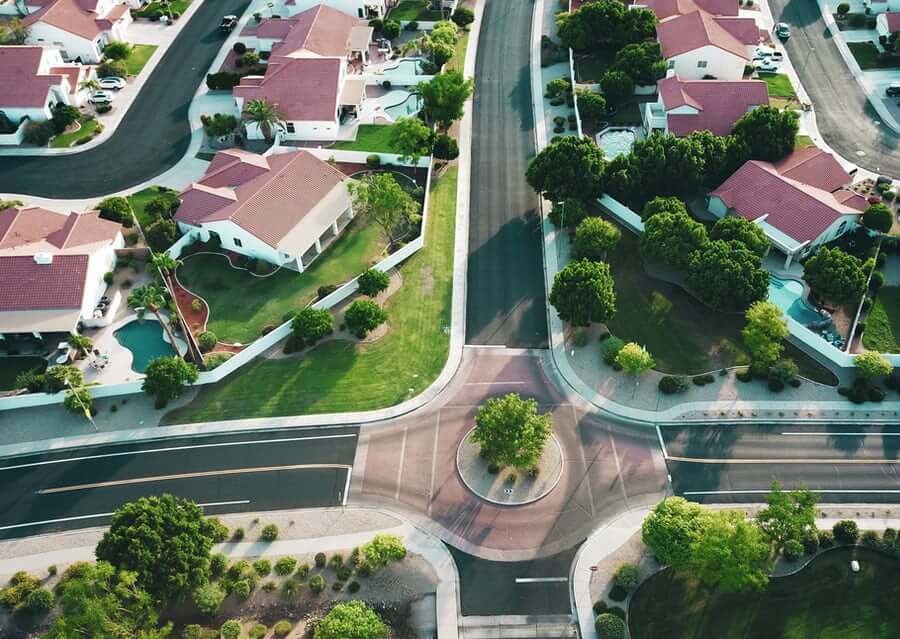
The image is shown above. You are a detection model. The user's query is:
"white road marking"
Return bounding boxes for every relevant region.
[0,433,357,472]
[0,500,250,531]
[685,489,900,496]
[514,577,568,583]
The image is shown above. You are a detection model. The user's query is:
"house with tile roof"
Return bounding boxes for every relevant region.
[175,149,355,272]
[22,0,132,64]
[0,206,123,336]
[636,0,738,21]
[708,147,868,268]
[643,74,768,136]
[657,9,763,80]
[876,12,900,39]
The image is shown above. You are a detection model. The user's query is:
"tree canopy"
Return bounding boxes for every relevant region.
[742,301,789,367]
[642,497,709,571]
[142,356,198,405]
[314,601,388,639]
[549,259,617,326]
[573,216,621,261]
[688,510,770,593]
[687,239,769,312]
[526,136,606,202]
[419,70,473,131]
[710,216,769,258]
[803,247,866,306]
[731,106,799,162]
[756,481,818,550]
[639,210,708,270]
[473,393,553,470]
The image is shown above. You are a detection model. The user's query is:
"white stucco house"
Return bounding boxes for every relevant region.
[876,12,900,39]
[0,206,123,337]
[175,149,355,272]
[708,147,868,268]
[657,9,763,81]
[22,0,132,64]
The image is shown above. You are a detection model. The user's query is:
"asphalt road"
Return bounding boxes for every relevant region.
[0,427,357,539]
[466,0,549,348]
[662,424,900,503]
[0,0,250,198]
[770,0,900,175]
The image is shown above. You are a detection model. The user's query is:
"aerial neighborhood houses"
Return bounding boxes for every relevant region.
[19,0,134,63]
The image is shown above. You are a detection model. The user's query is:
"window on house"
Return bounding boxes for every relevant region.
[233,237,243,248]
[697,60,708,68]
[285,122,295,133]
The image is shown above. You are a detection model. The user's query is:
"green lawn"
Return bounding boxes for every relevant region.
[848,41,899,70]
[163,166,457,423]
[757,72,796,98]
[334,125,402,153]
[629,547,900,639]
[862,286,900,353]
[176,216,388,344]
[123,44,158,76]
[0,356,46,391]
[127,185,168,230]
[50,117,100,148]
[388,0,445,21]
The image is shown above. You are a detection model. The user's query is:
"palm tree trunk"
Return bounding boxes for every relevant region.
[152,307,182,357]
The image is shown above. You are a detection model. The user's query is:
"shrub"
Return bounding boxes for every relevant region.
[198,331,217,352]
[861,530,880,548]
[602,336,625,366]
[608,584,628,601]
[220,620,241,639]
[833,519,859,544]
[818,529,834,548]
[366,154,381,168]
[658,375,688,394]
[260,524,279,541]
[274,620,292,637]
[357,268,390,296]
[274,556,297,576]
[253,559,271,576]
[249,624,267,639]
[210,553,227,577]
[783,539,804,561]
[595,613,626,639]
[315,552,327,568]
[309,574,325,594]
[613,562,640,590]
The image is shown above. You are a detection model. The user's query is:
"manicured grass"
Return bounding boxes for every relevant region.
[848,41,900,69]
[629,547,900,639]
[50,117,100,148]
[795,134,815,148]
[0,356,46,391]
[757,72,796,98]
[388,0,445,21]
[123,44,158,76]
[334,124,401,153]
[164,166,457,422]
[127,185,168,230]
[176,216,388,344]
[862,286,900,353]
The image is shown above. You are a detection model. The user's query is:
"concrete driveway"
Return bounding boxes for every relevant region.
[770,0,900,175]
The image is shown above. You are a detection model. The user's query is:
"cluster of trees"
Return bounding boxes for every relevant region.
[473,393,553,472]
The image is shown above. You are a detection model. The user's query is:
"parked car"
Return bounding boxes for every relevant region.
[775,22,791,39]
[887,81,900,97]
[220,14,238,32]
[98,76,126,90]
[89,90,114,104]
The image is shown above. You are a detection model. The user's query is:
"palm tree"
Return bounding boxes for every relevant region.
[67,333,94,360]
[241,98,285,143]
[128,283,182,357]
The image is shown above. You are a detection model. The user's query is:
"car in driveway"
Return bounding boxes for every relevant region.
[98,76,126,90]
[220,15,238,32]
[89,90,114,104]
[775,22,791,39]
[887,81,900,97]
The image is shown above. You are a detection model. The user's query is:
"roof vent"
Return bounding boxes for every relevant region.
[33,252,53,265]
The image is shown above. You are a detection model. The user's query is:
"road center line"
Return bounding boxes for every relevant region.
[37,464,352,494]
[1,433,357,472]
[0,500,251,531]
[668,456,900,464]
[514,577,568,583]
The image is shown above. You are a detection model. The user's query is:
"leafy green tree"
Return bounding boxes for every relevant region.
[549,259,616,326]
[145,217,179,251]
[731,106,799,162]
[862,202,893,233]
[757,481,817,551]
[345,299,388,338]
[639,210,707,270]
[742,301,788,367]
[127,283,181,357]
[96,494,222,602]
[687,240,768,312]
[642,498,710,570]
[612,42,666,86]
[855,350,893,379]
[688,510,770,592]
[641,196,687,220]
[616,343,655,380]
[43,562,171,639]
[314,601,388,639]
[575,89,607,123]
[357,268,391,296]
[526,136,605,202]
[391,117,433,164]
[419,70,473,131]
[241,98,285,142]
[803,247,866,305]
[473,393,552,469]
[710,216,769,257]
[192,583,224,615]
[102,40,132,61]
[349,172,421,245]
[599,70,633,107]
[142,356,198,406]
[291,308,334,346]
[360,534,407,569]
[573,217,620,261]
[97,196,133,224]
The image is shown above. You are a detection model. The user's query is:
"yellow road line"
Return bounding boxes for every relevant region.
[668,456,900,465]
[37,464,351,495]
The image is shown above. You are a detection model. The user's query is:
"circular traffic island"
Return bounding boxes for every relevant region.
[456,427,564,506]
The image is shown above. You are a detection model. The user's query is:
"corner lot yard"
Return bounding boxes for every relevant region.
[862,286,900,353]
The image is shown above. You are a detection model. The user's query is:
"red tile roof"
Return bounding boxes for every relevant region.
[711,151,861,243]
[234,56,341,121]
[642,0,738,20]
[0,254,88,311]
[176,150,350,248]
[658,75,768,135]
[657,10,759,60]
[0,46,67,109]
[23,0,128,40]
[243,4,371,58]
[0,207,120,251]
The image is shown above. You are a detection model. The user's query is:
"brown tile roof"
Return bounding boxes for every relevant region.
[234,56,341,121]
[658,75,768,135]
[23,0,129,41]
[643,0,738,20]
[0,207,121,251]
[0,46,66,109]
[176,150,350,248]
[0,254,88,311]
[657,10,758,60]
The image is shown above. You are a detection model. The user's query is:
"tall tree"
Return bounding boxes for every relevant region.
[472,393,553,470]
[348,172,421,245]
[526,136,606,202]
[639,210,707,270]
[687,240,768,312]
[241,98,285,142]
[757,481,818,551]
[642,497,709,571]
[688,510,770,592]
[390,117,433,164]
[803,247,866,306]
[731,106,799,162]
[128,283,182,356]
[742,301,789,367]
[549,258,617,326]
[419,71,473,131]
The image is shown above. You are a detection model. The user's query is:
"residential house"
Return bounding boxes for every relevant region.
[708,147,868,268]
[643,74,768,135]
[657,9,763,80]
[0,206,123,337]
[175,149,355,272]
[865,0,900,15]
[275,0,398,19]
[876,12,900,39]
[636,0,738,21]
[22,0,132,63]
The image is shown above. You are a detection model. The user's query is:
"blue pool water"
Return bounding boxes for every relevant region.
[768,276,822,325]
[114,319,176,373]
[385,93,421,120]
[382,58,425,77]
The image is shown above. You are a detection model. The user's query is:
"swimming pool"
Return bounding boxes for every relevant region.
[114,319,176,373]
[768,276,822,325]
[384,92,421,120]
[596,128,635,160]
[382,58,425,77]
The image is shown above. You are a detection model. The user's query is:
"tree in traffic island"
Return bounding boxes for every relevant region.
[472,393,553,473]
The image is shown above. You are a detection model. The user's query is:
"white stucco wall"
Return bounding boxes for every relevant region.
[667,45,747,81]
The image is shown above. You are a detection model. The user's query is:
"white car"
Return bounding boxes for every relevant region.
[98,76,126,90]
[89,90,114,104]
